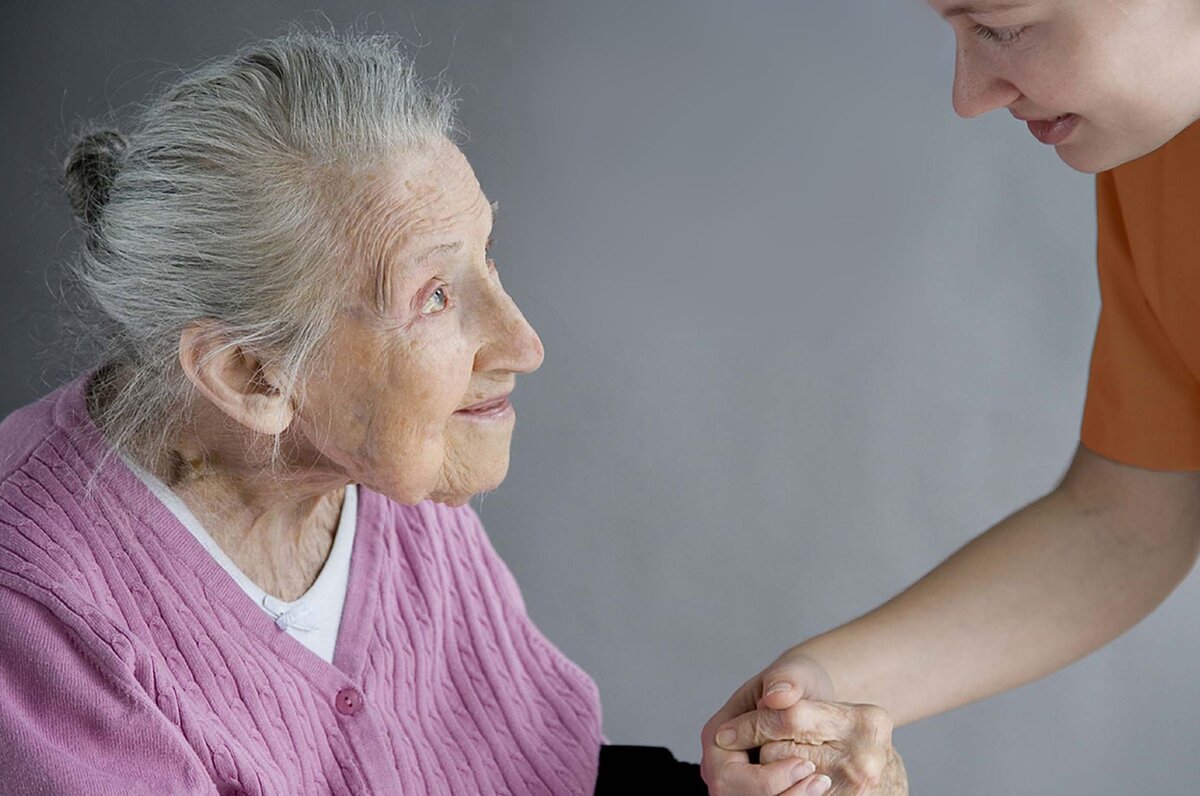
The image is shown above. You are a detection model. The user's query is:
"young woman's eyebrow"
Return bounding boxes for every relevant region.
[942,2,1023,18]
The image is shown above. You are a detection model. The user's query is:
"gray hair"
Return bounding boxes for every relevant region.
[62,29,457,483]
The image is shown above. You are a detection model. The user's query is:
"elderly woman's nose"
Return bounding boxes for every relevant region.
[476,286,545,374]
[951,43,1021,119]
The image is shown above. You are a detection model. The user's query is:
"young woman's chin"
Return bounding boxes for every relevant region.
[1054,133,1146,174]
[1054,144,1112,174]
[1057,120,1195,174]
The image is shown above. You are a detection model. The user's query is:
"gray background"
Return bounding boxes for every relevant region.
[3,2,1195,794]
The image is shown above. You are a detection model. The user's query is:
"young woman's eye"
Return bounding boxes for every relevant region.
[971,23,1026,45]
[420,285,449,315]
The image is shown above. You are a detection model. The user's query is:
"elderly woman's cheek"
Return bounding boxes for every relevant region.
[346,412,446,503]
[380,360,473,500]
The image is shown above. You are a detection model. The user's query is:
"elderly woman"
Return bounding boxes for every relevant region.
[0,31,900,795]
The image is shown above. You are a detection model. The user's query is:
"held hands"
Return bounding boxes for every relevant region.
[700,648,908,796]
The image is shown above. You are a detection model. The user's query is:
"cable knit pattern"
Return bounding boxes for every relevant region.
[0,371,602,795]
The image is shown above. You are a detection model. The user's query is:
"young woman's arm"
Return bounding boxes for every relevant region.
[705,443,1200,758]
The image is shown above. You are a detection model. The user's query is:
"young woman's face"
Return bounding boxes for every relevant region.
[930,0,1200,172]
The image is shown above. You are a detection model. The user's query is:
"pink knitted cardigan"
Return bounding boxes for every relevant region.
[0,371,602,795]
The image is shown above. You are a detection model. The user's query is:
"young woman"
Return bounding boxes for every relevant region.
[703,1,1200,793]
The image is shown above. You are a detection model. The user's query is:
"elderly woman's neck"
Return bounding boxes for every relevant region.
[159,399,350,601]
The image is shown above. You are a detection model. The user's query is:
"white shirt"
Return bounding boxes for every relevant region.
[121,454,356,663]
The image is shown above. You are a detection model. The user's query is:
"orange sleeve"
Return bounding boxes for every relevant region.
[1080,166,1200,470]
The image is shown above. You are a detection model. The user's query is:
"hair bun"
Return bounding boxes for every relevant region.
[64,129,127,226]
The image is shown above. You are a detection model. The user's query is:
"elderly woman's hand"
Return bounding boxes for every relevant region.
[759,702,907,795]
[706,700,908,796]
[701,648,907,795]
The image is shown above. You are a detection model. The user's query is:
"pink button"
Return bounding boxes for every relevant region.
[335,687,363,716]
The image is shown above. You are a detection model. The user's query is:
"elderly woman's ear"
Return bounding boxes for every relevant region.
[178,321,293,436]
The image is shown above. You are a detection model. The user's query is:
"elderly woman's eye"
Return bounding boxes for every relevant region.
[421,285,449,315]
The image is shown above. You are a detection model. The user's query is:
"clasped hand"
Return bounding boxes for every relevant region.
[700,650,908,796]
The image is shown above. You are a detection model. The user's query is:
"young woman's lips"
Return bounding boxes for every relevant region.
[1026,113,1080,145]
[453,395,513,420]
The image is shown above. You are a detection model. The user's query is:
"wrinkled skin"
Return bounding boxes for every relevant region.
[294,140,545,507]
[157,139,543,599]
[702,652,906,796]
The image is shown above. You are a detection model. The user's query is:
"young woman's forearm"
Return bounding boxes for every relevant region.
[796,446,1200,726]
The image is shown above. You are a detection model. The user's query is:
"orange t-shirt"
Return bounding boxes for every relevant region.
[1082,120,1200,470]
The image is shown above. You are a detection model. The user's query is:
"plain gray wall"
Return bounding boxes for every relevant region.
[4,2,1196,794]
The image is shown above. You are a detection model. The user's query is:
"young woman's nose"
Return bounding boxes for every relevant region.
[952,43,1021,118]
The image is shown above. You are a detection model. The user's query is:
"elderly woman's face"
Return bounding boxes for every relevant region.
[932,0,1200,172]
[297,141,544,506]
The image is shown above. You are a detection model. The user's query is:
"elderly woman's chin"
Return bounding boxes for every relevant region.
[351,419,516,508]
[429,418,516,506]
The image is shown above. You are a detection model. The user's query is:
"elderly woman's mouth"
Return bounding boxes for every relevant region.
[454,394,514,419]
